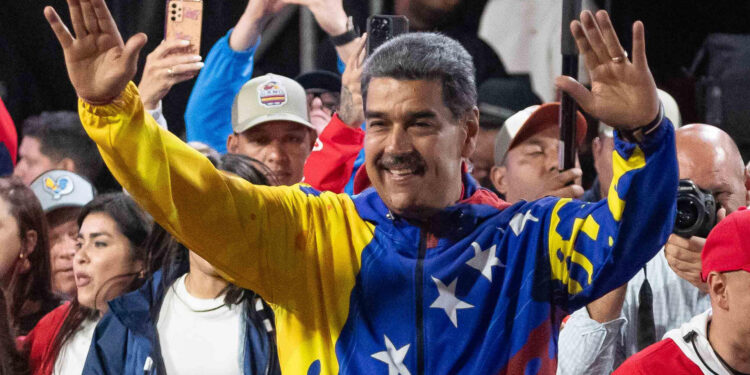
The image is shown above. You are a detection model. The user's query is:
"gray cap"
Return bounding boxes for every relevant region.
[231,73,314,134]
[30,170,95,213]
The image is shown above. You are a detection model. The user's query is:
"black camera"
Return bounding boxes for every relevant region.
[673,179,717,238]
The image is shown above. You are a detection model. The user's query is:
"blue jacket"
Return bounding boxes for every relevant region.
[80,84,679,374]
[81,270,280,375]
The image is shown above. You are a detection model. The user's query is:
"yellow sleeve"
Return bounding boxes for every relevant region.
[78,82,373,310]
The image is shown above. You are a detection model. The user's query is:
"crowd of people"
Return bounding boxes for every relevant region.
[0,0,748,374]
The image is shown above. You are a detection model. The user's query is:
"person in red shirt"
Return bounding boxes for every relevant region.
[615,208,750,375]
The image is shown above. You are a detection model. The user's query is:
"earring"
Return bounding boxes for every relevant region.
[19,253,24,259]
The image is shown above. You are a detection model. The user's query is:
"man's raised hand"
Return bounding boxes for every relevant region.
[44,0,147,105]
[555,10,659,130]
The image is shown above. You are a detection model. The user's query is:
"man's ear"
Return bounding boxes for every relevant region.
[57,157,76,172]
[461,107,480,159]
[490,165,508,195]
[227,133,239,154]
[707,272,729,310]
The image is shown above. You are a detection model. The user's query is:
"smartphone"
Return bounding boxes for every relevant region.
[165,0,203,55]
[366,15,409,55]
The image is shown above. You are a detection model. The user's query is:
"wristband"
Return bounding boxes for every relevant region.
[330,16,358,46]
[619,102,664,143]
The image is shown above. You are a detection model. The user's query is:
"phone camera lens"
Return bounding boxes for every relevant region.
[171,10,176,14]
[170,16,176,21]
[171,3,176,7]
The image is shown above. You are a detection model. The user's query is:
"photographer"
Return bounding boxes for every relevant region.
[558,124,748,374]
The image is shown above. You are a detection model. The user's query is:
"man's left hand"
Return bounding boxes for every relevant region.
[555,10,659,130]
[664,234,707,293]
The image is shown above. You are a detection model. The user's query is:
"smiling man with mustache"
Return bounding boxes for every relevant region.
[46,1,677,373]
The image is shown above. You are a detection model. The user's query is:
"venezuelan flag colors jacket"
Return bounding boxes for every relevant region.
[80,82,678,374]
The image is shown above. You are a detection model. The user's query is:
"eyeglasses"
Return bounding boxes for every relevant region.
[306,90,340,114]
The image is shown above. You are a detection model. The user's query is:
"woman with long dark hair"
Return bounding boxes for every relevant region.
[23,193,151,375]
[0,177,58,336]
[83,154,280,374]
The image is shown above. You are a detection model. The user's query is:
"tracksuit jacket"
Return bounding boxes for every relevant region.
[81,270,280,375]
[79,81,678,374]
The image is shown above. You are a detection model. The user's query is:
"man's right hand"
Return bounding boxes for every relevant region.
[337,34,366,127]
[537,168,584,200]
[44,0,147,105]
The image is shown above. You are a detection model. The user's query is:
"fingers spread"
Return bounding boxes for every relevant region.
[595,10,628,63]
[123,33,149,70]
[631,21,648,68]
[579,10,610,65]
[66,0,88,38]
[91,0,120,39]
[44,7,75,48]
[554,75,594,112]
[571,21,598,72]
[79,0,101,35]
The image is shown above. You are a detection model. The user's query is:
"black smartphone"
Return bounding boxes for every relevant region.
[366,15,409,55]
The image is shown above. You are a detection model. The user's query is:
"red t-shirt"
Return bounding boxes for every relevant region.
[614,338,703,375]
[18,303,71,375]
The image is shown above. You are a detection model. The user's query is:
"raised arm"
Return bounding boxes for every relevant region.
[543,10,676,309]
[44,0,371,304]
[184,0,286,153]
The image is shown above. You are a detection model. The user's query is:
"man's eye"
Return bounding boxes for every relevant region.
[94,241,107,248]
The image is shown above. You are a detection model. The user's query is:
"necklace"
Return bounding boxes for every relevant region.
[173,275,227,313]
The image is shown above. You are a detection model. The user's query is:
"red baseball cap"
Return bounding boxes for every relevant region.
[701,206,750,281]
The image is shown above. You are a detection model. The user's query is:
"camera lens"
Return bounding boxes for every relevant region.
[675,198,699,230]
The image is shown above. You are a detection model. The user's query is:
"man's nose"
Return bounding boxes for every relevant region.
[309,96,324,111]
[383,125,413,155]
[263,140,289,165]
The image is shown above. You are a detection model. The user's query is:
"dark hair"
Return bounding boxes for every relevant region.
[0,177,54,335]
[48,193,151,365]
[361,32,477,119]
[22,111,103,183]
[0,292,27,375]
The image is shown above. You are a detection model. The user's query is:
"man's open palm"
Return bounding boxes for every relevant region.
[555,10,659,129]
[44,0,147,104]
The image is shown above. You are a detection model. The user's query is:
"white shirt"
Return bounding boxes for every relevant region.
[157,274,244,375]
[53,316,99,375]
[557,249,711,374]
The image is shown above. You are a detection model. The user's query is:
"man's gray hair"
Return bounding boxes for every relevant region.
[362,32,477,119]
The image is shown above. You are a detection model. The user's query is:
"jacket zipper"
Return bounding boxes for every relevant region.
[416,229,427,375]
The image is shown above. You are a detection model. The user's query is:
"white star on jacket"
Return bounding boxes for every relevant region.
[430,276,474,327]
[371,335,411,375]
[509,210,539,236]
[466,242,504,282]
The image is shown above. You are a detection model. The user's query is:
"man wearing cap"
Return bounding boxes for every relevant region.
[558,124,747,374]
[489,103,587,203]
[184,0,365,191]
[469,76,541,190]
[614,207,750,375]
[30,170,95,298]
[47,2,677,373]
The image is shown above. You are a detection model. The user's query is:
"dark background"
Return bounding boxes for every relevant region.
[2,0,749,138]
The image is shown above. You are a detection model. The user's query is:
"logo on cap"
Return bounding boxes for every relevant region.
[258,80,287,108]
[43,176,74,200]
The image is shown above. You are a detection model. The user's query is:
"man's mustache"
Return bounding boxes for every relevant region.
[377,151,427,174]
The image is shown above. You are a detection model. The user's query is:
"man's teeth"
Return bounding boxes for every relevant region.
[389,168,414,176]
